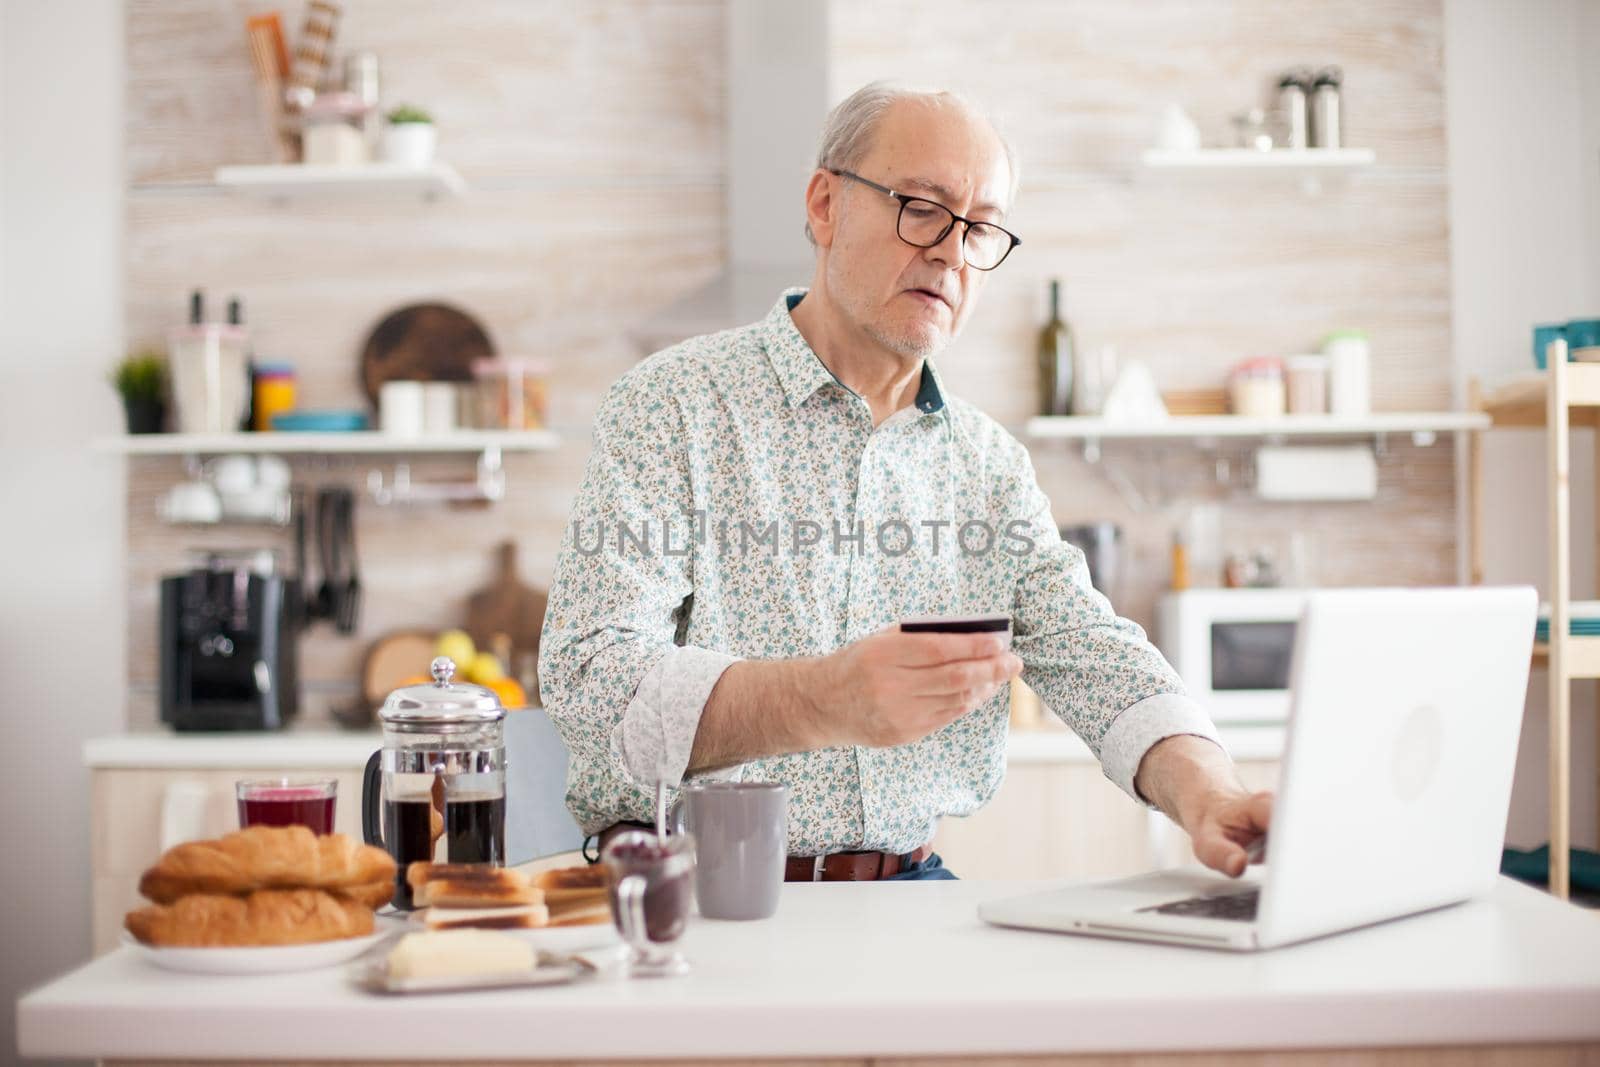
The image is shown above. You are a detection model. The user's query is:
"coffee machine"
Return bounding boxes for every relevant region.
[159,552,301,731]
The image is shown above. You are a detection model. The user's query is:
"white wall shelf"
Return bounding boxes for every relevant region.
[95,430,559,456]
[1026,412,1487,445]
[212,162,466,200]
[1139,147,1376,174]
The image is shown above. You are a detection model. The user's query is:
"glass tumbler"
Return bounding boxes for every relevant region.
[236,777,337,834]
[602,830,696,978]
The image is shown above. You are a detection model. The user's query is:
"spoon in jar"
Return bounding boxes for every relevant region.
[654,779,669,843]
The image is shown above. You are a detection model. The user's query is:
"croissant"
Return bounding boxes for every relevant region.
[336,879,398,911]
[138,827,396,904]
[125,889,375,947]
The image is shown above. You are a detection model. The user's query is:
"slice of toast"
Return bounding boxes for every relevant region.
[420,904,550,931]
[406,862,533,893]
[547,902,611,927]
[415,878,543,909]
[546,892,611,926]
[534,864,608,892]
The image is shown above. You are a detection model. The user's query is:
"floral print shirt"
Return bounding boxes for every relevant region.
[539,290,1221,855]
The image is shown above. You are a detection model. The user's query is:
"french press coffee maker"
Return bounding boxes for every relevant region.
[362,656,507,909]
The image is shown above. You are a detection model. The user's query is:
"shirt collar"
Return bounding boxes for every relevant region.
[762,288,947,417]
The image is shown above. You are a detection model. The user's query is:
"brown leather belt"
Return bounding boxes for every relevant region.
[784,844,934,882]
[596,823,932,883]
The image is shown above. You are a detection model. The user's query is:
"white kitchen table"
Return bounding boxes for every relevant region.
[17,876,1600,1065]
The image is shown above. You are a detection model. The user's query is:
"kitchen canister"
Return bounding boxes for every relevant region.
[1229,357,1287,418]
[1310,67,1343,149]
[251,363,296,432]
[168,324,249,433]
[1277,69,1313,149]
[422,382,458,434]
[1323,330,1370,416]
[379,380,426,437]
[1284,354,1330,414]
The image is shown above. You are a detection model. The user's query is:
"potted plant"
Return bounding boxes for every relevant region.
[111,350,169,434]
[382,104,436,168]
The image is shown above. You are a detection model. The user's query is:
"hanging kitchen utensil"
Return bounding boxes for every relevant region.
[311,486,338,623]
[291,485,310,631]
[336,487,362,634]
[358,303,495,409]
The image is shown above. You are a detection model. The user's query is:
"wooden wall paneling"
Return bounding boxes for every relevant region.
[124,0,1458,732]
[127,0,726,184]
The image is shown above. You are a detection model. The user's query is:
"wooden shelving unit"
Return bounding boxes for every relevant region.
[1469,343,1600,899]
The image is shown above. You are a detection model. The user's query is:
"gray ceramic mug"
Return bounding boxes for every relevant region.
[675,780,788,920]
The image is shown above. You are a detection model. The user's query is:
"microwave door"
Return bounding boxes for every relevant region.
[1208,619,1297,724]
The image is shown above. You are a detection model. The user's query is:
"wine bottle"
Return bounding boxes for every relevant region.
[1037,279,1076,415]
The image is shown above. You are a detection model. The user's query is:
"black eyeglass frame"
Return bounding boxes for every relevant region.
[830,169,1021,271]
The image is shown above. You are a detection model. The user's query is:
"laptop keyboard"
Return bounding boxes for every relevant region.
[1139,887,1260,921]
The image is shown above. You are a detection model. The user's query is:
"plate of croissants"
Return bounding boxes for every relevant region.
[122,826,402,974]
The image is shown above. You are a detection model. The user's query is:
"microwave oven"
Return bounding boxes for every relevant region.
[1155,588,1309,725]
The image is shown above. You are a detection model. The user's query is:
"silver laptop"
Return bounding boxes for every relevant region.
[979,586,1537,951]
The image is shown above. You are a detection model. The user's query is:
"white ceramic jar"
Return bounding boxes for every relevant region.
[1324,330,1371,416]
[379,380,426,437]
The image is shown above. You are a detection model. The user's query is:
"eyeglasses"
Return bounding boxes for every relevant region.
[831,169,1020,271]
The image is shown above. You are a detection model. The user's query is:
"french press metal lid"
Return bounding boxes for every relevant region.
[380,656,506,733]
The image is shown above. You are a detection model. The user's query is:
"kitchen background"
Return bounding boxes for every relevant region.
[3,0,1599,1060]
[123,0,1458,728]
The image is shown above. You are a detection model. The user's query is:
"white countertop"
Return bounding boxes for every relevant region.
[84,729,383,769]
[83,724,1285,769]
[18,877,1600,1062]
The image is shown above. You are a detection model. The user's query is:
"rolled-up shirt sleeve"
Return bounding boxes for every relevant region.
[539,369,740,807]
[616,645,741,786]
[995,438,1225,803]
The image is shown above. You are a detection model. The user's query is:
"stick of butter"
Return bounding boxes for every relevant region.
[386,929,536,980]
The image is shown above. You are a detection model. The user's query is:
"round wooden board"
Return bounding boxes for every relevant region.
[361,629,438,708]
[358,302,495,407]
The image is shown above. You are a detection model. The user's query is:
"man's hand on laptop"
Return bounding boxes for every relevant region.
[816,626,1022,748]
[1134,735,1273,878]
[1185,789,1272,878]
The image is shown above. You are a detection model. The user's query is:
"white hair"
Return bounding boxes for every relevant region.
[804,81,1020,244]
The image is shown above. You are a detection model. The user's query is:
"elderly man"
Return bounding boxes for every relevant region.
[540,82,1271,881]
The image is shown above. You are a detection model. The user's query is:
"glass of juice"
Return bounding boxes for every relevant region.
[236,777,338,834]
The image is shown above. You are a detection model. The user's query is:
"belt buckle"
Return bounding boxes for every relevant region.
[812,854,827,882]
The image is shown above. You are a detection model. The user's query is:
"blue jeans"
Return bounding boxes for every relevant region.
[885,852,957,880]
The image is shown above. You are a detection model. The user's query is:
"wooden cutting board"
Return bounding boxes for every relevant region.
[361,630,437,708]
[465,540,547,688]
[359,302,495,407]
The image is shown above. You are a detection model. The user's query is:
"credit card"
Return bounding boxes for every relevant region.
[900,613,1013,648]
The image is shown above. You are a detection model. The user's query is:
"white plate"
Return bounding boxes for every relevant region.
[121,928,393,975]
